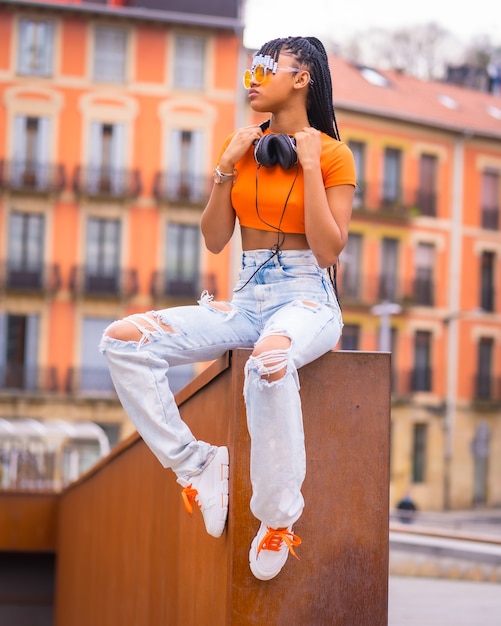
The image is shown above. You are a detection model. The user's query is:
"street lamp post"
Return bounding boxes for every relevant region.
[371,301,402,352]
[442,307,483,511]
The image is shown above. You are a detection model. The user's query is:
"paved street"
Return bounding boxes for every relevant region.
[389,575,501,625]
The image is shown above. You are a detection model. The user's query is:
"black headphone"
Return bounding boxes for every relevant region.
[254,120,298,170]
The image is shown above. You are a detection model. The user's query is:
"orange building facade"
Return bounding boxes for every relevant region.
[301,59,501,511]
[0,0,244,486]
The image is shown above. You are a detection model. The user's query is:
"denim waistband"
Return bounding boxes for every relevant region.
[241,249,318,268]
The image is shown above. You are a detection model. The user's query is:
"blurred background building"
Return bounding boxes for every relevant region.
[0,0,244,490]
[0,0,500,512]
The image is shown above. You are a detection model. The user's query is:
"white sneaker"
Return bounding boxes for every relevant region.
[179,446,229,538]
[249,522,301,580]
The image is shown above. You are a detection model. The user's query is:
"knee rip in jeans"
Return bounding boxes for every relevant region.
[104,312,176,346]
[249,334,292,385]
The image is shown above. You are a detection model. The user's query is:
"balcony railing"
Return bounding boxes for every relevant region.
[153,172,210,205]
[481,206,499,230]
[150,270,217,300]
[1,262,62,294]
[0,366,58,393]
[352,181,438,219]
[480,285,495,312]
[473,375,501,403]
[69,266,139,298]
[338,271,436,309]
[73,166,141,199]
[411,277,434,306]
[414,190,437,217]
[0,161,66,194]
[410,367,432,392]
[65,367,115,396]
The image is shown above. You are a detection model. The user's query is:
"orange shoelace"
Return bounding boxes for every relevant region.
[257,527,302,560]
[181,485,200,515]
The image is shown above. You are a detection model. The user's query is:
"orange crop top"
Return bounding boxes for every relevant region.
[217,130,356,234]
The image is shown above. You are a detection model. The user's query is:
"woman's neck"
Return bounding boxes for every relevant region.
[268,111,310,135]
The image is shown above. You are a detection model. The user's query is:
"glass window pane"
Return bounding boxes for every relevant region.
[93,27,127,83]
[17,19,54,76]
[173,35,205,89]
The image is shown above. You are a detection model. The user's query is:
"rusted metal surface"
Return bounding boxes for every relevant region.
[54,350,390,625]
[0,493,58,552]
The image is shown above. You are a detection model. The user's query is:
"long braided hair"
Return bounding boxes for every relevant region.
[255,36,343,303]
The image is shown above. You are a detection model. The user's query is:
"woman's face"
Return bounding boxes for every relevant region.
[246,52,304,113]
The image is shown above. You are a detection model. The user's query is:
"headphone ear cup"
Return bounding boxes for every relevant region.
[254,134,297,169]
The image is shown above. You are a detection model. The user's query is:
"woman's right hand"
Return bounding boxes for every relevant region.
[218,124,264,170]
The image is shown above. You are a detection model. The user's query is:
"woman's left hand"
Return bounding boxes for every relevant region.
[294,127,322,169]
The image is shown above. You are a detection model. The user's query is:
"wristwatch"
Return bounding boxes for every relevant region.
[213,166,235,184]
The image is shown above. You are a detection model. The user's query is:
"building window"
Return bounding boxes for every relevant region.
[481,169,499,230]
[412,423,427,483]
[8,212,44,289]
[87,122,126,194]
[412,331,431,391]
[341,324,360,350]
[480,251,495,312]
[382,147,401,206]
[340,233,362,300]
[17,18,54,76]
[173,34,206,90]
[348,141,365,208]
[165,222,200,296]
[93,26,127,83]
[416,153,437,216]
[12,115,50,189]
[85,217,121,294]
[0,313,40,391]
[165,129,206,202]
[414,242,435,305]
[476,337,494,400]
[379,237,399,301]
[79,318,115,394]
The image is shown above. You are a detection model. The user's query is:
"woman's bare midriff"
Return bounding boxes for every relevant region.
[241,226,309,251]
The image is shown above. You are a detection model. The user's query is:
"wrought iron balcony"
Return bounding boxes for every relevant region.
[0,365,58,393]
[69,265,139,298]
[65,367,115,396]
[153,172,210,205]
[410,277,434,306]
[150,270,217,300]
[351,181,436,219]
[1,262,62,294]
[0,160,66,193]
[414,190,437,217]
[481,205,499,230]
[410,367,433,393]
[473,375,501,403]
[73,166,141,199]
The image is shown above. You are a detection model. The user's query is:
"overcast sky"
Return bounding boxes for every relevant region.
[243,0,501,50]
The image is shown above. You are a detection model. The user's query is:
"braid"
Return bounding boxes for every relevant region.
[257,36,341,140]
[256,36,343,304]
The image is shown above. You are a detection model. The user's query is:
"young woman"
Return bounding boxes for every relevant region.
[100,36,356,581]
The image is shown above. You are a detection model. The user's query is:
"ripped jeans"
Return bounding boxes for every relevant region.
[99,249,343,529]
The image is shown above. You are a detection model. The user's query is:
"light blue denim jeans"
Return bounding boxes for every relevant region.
[100,249,343,529]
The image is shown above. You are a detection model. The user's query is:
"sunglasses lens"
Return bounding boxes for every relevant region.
[243,70,252,88]
[254,65,265,83]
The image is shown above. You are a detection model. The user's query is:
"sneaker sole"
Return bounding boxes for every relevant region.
[249,528,290,581]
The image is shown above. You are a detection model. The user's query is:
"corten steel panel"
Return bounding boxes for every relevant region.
[0,493,58,552]
[55,350,390,626]
[228,349,390,626]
